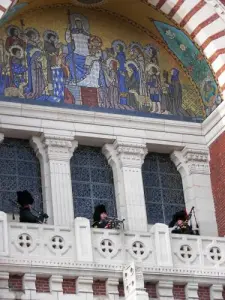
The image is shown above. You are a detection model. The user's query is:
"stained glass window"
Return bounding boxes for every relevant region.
[71,146,116,220]
[0,138,43,214]
[142,153,185,225]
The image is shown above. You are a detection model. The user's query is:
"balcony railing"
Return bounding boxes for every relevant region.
[1,211,225,275]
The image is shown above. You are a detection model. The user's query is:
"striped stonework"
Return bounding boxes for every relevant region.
[149,0,225,97]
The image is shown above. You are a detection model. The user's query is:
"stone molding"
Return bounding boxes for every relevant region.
[171,146,210,176]
[103,140,148,169]
[40,133,78,161]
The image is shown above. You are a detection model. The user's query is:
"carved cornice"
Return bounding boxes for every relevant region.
[171,146,210,176]
[113,140,148,168]
[1,258,225,283]
[183,147,210,175]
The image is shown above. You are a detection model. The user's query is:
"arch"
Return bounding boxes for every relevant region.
[70,145,117,220]
[0,138,43,215]
[149,0,225,97]
[142,152,185,224]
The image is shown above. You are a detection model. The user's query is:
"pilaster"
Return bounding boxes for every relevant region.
[106,278,119,300]
[151,223,173,267]
[50,275,63,298]
[22,274,37,300]
[102,138,148,232]
[31,134,77,226]
[210,284,223,300]
[156,281,174,300]
[185,283,199,300]
[0,272,14,300]
[123,262,148,300]
[76,276,93,300]
[171,146,218,236]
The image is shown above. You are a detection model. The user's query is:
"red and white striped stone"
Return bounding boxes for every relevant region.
[149,0,225,97]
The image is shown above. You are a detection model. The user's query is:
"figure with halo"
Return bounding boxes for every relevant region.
[10,45,27,89]
[129,43,146,96]
[68,14,90,82]
[125,61,140,110]
[43,30,61,95]
[146,64,161,113]
[25,28,42,94]
[112,40,128,105]
[104,58,120,108]
[5,26,25,53]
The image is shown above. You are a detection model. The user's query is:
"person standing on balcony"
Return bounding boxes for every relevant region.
[17,190,48,223]
[169,209,193,235]
[92,204,111,229]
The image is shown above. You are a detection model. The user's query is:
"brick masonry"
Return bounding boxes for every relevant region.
[8,274,23,291]
[173,285,185,300]
[118,281,125,297]
[210,131,225,236]
[93,280,106,296]
[198,286,210,300]
[36,277,50,293]
[145,282,157,298]
[62,278,76,294]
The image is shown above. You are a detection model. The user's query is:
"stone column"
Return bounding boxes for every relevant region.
[185,283,199,300]
[210,284,223,300]
[103,139,148,232]
[171,146,218,236]
[31,134,77,227]
[156,281,174,300]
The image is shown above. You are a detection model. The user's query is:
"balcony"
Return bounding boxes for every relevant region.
[1,211,225,279]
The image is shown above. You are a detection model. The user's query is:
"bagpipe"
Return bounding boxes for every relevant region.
[175,206,199,235]
[10,198,48,224]
[104,217,125,230]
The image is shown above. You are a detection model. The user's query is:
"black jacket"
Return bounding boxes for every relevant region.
[19,207,43,223]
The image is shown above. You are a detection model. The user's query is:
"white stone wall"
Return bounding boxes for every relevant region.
[0,101,219,236]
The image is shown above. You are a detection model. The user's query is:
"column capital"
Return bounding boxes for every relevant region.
[103,139,148,168]
[41,133,78,161]
[171,146,210,176]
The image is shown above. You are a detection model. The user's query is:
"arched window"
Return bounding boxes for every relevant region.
[71,146,116,220]
[142,153,185,225]
[0,138,43,214]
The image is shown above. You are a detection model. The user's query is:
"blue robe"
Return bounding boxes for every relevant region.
[25,43,35,93]
[0,65,10,95]
[66,43,76,82]
[116,51,128,105]
[11,59,27,88]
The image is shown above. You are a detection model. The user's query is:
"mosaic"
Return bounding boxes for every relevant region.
[154,21,221,117]
[0,7,211,120]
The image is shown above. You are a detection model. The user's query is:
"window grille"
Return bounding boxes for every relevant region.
[71,146,116,220]
[142,153,185,224]
[0,138,43,214]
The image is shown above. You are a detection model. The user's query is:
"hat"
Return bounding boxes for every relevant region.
[169,209,187,228]
[93,204,107,222]
[17,190,34,207]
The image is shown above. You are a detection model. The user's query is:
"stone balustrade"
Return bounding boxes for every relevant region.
[1,212,225,299]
